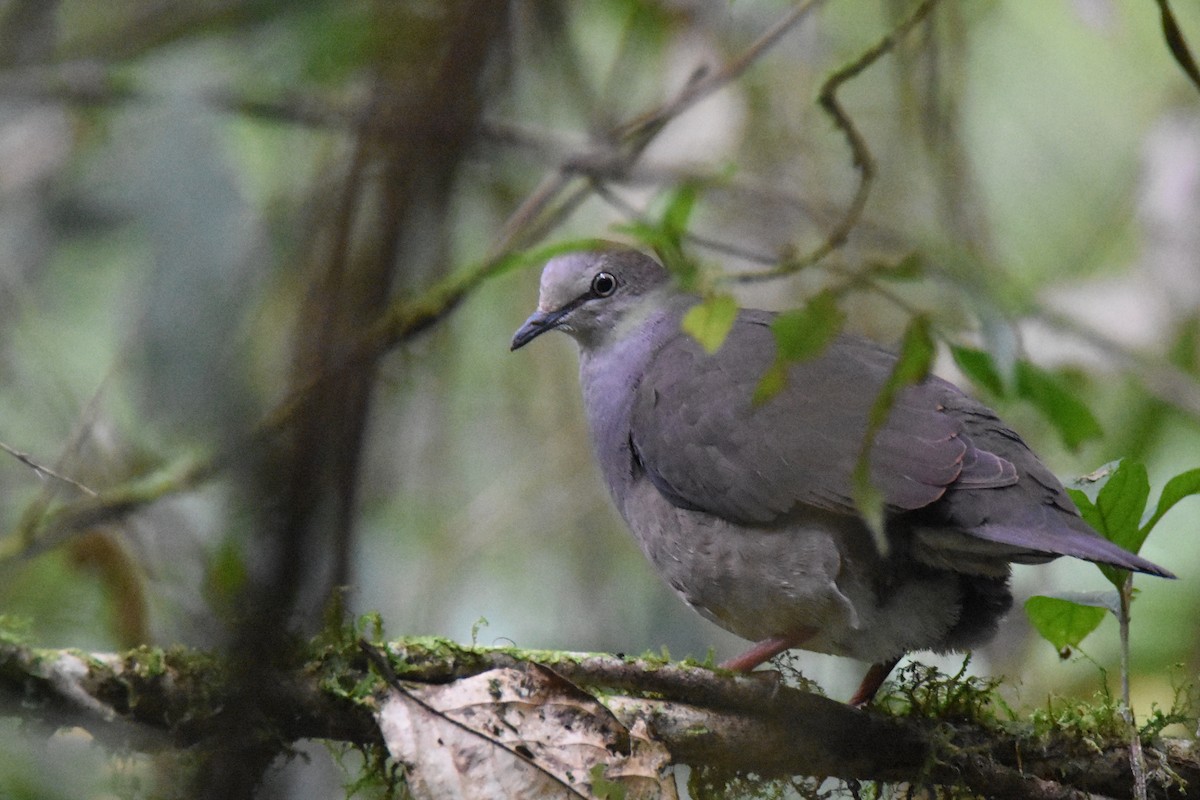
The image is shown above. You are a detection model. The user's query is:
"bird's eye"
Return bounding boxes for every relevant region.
[591,272,617,297]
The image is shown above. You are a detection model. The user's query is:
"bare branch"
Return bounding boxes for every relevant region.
[611,0,828,149]
[0,440,97,497]
[0,453,214,561]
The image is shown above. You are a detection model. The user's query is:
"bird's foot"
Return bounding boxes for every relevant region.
[718,629,816,672]
[848,657,901,706]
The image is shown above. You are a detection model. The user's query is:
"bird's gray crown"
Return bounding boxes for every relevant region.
[538,248,670,310]
[511,247,673,351]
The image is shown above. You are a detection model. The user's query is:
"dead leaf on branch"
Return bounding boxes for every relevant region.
[375,663,678,800]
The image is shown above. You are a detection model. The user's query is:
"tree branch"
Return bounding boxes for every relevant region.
[2,636,1194,798]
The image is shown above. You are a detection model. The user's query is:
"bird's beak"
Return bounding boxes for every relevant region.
[511,308,567,351]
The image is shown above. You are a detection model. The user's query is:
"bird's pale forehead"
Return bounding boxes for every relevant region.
[537,253,604,311]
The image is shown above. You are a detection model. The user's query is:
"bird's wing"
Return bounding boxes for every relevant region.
[628,311,1174,578]
[629,312,1016,524]
[915,394,1176,577]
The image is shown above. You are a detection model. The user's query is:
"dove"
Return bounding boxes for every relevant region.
[511,246,1172,704]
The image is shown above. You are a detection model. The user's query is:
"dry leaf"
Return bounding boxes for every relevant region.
[376,664,676,800]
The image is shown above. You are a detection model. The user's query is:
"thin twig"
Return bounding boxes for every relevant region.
[602,0,828,174]
[736,0,941,282]
[0,454,214,562]
[1119,576,1149,800]
[217,0,844,438]
[591,181,778,265]
[0,441,97,497]
[14,347,124,550]
[616,0,828,133]
[1155,0,1200,95]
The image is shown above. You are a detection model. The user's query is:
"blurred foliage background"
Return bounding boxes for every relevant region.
[0,0,1199,796]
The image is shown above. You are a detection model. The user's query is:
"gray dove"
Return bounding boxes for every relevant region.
[510,246,1172,704]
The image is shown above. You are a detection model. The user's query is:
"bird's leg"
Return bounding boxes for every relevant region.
[718,629,816,672]
[848,657,901,706]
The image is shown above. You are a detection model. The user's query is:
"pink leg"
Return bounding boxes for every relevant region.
[848,657,900,706]
[718,629,816,672]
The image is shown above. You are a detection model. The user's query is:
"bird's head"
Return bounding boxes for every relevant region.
[510,247,672,351]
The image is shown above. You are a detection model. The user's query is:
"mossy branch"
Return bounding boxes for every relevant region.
[1,635,1195,798]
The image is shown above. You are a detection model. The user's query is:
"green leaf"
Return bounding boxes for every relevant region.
[1066,487,1102,533]
[751,360,788,405]
[614,183,702,285]
[206,539,248,608]
[950,345,1006,397]
[1014,361,1103,450]
[661,182,698,240]
[612,219,669,250]
[1024,595,1110,652]
[855,315,936,553]
[851,478,887,555]
[610,219,690,279]
[770,291,845,362]
[1094,460,1150,555]
[299,7,377,83]
[1069,459,1149,589]
[867,316,936,431]
[682,294,738,354]
[753,293,844,404]
[869,252,924,281]
[660,251,700,290]
[611,225,701,289]
[1140,467,1200,537]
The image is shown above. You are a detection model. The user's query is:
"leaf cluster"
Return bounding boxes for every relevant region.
[1025,460,1200,654]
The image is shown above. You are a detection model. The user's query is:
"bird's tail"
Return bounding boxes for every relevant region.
[970,522,1175,578]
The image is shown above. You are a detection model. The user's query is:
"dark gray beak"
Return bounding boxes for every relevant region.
[511,308,567,351]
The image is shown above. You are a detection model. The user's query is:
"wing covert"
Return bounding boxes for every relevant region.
[629,313,1010,523]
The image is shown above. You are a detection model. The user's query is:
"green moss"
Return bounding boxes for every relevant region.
[769,652,825,696]
[874,658,1008,726]
[331,740,409,799]
[0,615,32,646]
[124,645,168,678]
[1139,665,1199,740]
[311,607,409,799]
[1026,690,1127,749]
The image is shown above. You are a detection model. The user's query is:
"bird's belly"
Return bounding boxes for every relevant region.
[620,478,965,662]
